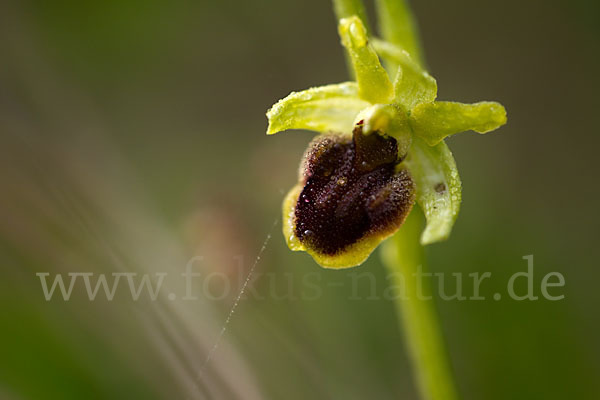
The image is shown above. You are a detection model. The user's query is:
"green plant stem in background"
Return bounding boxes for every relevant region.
[377,0,461,395]
[332,0,371,33]
[331,1,462,398]
[375,0,424,67]
[381,213,459,400]
[334,1,459,397]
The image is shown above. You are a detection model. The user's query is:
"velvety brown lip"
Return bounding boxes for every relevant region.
[294,128,415,255]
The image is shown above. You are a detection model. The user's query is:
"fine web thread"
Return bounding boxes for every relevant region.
[199,218,278,374]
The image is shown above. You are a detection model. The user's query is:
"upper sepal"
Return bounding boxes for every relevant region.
[338,16,394,104]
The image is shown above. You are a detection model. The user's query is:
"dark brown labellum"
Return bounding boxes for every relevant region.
[294,127,415,256]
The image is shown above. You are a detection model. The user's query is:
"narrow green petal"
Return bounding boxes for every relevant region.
[338,16,394,104]
[404,138,461,245]
[266,82,370,135]
[375,0,424,67]
[372,39,437,110]
[410,101,507,146]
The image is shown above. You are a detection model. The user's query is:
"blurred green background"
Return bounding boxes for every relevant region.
[1,0,599,399]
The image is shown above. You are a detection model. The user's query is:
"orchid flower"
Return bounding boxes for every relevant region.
[266,16,506,269]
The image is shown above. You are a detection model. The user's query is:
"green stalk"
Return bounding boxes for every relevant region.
[375,0,424,66]
[375,1,460,397]
[332,0,371,33]
[381,212,459,400]
[331,1,460,397]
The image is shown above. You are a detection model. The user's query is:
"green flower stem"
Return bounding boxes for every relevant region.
[381,212,460,400]
[332,0,370,33]
[375,0,424,67]
[376,2,460,396]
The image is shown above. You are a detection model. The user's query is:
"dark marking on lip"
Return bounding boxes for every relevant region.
[294,128,415,256]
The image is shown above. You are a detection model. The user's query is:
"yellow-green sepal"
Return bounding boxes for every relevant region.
[266,82,369,135]
[404,138,462,245]
[410,101,507,146]
[338,16,394,104]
